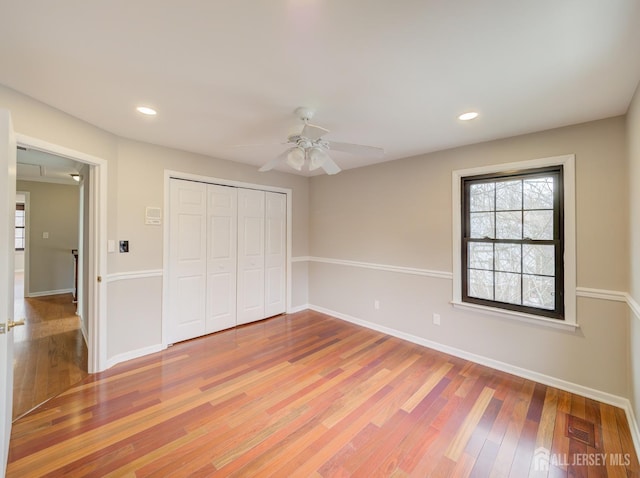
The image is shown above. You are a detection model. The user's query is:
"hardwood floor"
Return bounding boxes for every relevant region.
[7,310,639,477]
[12,272,88,420]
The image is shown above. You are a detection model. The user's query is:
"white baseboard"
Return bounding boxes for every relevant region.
[624,403,640,460]
[27,288,73,298]
[287,304,310,314]
[307,304,640,458]
[104,344,165,370]
[80,320,88,348]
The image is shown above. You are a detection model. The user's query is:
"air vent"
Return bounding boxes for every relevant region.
[566,415,596,447]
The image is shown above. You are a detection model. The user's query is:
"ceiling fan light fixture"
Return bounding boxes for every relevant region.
[286,147,305,171]
[308,146,328,171]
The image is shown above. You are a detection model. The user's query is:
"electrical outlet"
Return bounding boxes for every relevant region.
[119,240,129,253]
[374,300,380,310]
[433,313,441,326]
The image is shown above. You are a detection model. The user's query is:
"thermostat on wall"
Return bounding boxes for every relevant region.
[145,207,161,225]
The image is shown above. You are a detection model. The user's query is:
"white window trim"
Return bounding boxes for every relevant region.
[451,154,577,329]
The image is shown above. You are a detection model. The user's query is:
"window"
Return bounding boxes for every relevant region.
[462,166,563,319]
[15,203,25,251]
[452,155,576,327]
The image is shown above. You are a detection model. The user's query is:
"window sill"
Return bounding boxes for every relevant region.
[450,301,579,331]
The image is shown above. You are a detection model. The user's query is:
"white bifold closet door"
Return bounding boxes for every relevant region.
[264,192,286,318]
[168,179,208,343]
[236,188,266,325]
[168,179,285,344]
[206,184,238,333]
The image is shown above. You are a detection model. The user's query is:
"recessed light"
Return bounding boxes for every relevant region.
[458,111,479,121]
[136,106,157,116]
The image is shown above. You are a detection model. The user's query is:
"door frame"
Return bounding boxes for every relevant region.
[162,170,293,348]
[15,134,108,373]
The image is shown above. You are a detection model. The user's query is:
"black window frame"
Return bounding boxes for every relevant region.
[461,165,565,320]
[15,203,25,251]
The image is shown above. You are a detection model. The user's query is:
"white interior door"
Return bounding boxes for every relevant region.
[237,188,265,325]
[206,184,237,333]
[265,192,286,318]
[1,110,17,477]
[168,179,207,343]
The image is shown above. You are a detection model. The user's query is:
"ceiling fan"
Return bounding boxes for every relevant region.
[259,107,384,175]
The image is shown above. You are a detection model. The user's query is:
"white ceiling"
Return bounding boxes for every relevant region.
[1,1,639,175]
[16,148,82,185]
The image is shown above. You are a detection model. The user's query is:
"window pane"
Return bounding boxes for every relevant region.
[15,229,24,240]
[495,180,522,211]
[496,211,522,239]
[15,238,23,249]
[468,242,493,270]
[468,269,493,300]
[523,275,555,309]
[495,272,521,304]
[523,177,554,209]
[470,212,494,238]
[470,183,495,212]
[523,244,555,276]
[15,211,24,227]
[495,243,521,273]
[523,210,553,240]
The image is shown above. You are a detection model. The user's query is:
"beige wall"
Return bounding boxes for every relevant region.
[1,84,310,363]
[627,81,640,426]
[107,138,310,359]
[16,180,79,295]
[309,116,630,396]
[2,81,638,416]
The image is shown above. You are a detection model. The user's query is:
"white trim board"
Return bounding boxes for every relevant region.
[301,256,452,280]
[27,288,74,298]
[576,287,627,303]
[296,256,634,312]
[306,304,640,458]
[106,269,163,283]
[627,294,640,321]
[104,344,165,370]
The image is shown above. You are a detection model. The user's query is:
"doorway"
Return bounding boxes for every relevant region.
[14,134,108,375]
[13,149,89,419]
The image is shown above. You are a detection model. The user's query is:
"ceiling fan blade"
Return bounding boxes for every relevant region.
[259,149,291,172]
[320,155,341,175]
[301,122,329,141]
[327,141,384,158]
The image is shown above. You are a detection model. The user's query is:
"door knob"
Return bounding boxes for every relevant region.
[8,319,25,330]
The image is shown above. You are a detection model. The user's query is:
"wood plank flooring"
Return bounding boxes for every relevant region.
[12,272,88,420]
[7,310,639,477]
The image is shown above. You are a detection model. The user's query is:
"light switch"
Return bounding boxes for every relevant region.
[43,232,49,239]
[108,240,116,253]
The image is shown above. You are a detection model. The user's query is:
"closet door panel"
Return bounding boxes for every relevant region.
[265,192,286,317]
[237,189,265,325]
[168,179,207,343]
[206,185,237,333]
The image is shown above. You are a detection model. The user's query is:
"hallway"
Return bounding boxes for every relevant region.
[12,272,88,420]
